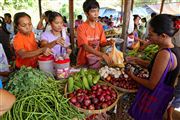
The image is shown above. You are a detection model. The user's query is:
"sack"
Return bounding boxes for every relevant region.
[109,42,124,67]
[128,49,174,120]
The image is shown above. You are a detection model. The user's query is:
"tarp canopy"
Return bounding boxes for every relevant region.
[145,2,180,15]
[100,7,121,18]
[133,7,154,17]
[133,2,180,17]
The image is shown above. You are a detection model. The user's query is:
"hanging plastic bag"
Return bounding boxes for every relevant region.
[109,42,124,67]
[131,40,140,50]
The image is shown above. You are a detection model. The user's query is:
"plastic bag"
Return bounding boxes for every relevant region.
[109,42,124,67]
[131,41,140,50]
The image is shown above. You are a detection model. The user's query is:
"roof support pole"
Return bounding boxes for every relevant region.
[121,0,132,53]
[160,0,165,14]
[69,0,74,51]
[38,0,42,18]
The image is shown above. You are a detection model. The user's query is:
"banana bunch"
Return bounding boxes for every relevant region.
[68,69,100,93]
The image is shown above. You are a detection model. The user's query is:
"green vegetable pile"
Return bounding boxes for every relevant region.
[68,69,100,93]
[127,44,159,61]
[5,66,53,95]
[140,44,158,61]
[3,67,84,120]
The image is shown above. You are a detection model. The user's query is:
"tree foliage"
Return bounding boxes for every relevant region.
[2,0,36,10]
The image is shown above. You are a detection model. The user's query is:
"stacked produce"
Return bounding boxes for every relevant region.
[125,63,149,79]
[105,29,117,36]
[67,69,118,111]
[105,28,121,36]
[67,69,100,93]
[141,44,158,61]
[117,93,136,120]
[3,67,84,120]
[5,67,52,95]
[69,84,117,110]
[127,44,159,61]
[99,66,139,92]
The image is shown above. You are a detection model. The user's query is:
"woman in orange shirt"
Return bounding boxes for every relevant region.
[77,0,112,66]
[13,12,52,68]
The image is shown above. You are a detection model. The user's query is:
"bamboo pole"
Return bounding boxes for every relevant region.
[119,0,124,24]
[121,0,124,15]
[69,0,74,51]
[131,0,134,10]
[121,0,132,53]
[38,0,42,18]
[160,0,165,14]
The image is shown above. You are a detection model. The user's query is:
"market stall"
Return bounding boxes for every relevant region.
[1,0,180,119]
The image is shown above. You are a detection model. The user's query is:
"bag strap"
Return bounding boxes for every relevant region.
[159,48,174,85]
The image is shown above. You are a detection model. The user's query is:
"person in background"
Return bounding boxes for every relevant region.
[62,16,70,34]
[107,21,114,28]
[109,15,114,28]
[0,43,15,117]
[37,10,52,32]
[133,15,141,28]
[13,12,52,69]
[0,16,13,62]
[98,16,101,22]
[167,27,180,120]
[133,15,141,40]
[40,12,71,58]
[109,15,113,22]
[127,15,141,50]
[144,12,157,38]
[0,43,10,80]
[63,16,68,28]
[77,0,113,66]
[4,13,14,41]
[139,17,147,39]
[128,14,180,120]
[167,74,180,120]
[75,15,83,30]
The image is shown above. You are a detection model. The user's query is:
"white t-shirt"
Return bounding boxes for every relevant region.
[0,43,9,72]
[0,43,9,80]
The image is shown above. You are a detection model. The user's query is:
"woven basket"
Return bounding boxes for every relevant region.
[64,83,122,115]
[101,79,138,93]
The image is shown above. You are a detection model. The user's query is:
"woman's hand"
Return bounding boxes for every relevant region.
[126,69,136,80]
[102,53,113,65]
[125,56,137,64]
[43,47,53,56]
[55,37,65,46]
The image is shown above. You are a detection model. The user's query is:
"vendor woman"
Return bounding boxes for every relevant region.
[13,12,52,68]
[40,11,71,58]
[77,0,113,66]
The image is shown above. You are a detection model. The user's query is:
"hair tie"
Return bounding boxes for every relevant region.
[175,20,180,29]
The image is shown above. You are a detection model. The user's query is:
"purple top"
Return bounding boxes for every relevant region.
[134,31,138,38]
[40,30,70,57]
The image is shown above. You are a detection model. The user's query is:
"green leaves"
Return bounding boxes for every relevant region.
[5,66,54,96]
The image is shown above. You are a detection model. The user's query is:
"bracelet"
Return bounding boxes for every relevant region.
[0,79,3,89]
